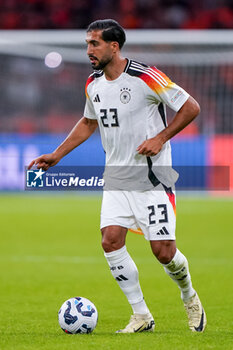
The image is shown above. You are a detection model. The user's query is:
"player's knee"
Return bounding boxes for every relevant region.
[101,237,123,252]
[101,226,127,253]
[101,233,122,252]
[151,240,176,264]
[156,251,173,264]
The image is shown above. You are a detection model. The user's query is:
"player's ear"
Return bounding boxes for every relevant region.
[111,41,120,53]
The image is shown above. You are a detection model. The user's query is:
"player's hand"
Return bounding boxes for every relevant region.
[137,135,165,157]
[28,153,59,171]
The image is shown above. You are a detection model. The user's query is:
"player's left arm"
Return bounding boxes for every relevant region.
[137,96,200,156]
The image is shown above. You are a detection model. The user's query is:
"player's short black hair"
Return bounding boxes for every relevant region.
[87,19,126,49]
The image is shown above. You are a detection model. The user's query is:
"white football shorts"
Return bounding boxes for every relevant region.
[100,183,176,241]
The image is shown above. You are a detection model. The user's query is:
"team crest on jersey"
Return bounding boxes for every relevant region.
[120,88,131,104]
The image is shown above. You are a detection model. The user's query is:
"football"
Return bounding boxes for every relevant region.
[58,297,98,334]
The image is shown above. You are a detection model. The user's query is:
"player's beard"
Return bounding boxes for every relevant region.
[90,55,112,70]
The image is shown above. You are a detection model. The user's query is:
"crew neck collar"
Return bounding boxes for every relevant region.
[103,58,130,83]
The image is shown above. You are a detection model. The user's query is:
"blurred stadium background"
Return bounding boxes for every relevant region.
[0,0,232,192]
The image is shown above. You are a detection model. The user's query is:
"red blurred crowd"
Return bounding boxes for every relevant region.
[0,0,232,30]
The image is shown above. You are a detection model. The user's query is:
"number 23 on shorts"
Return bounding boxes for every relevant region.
[147,204,168,225]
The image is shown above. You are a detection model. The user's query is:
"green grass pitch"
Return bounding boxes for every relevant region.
[0,194,232,350]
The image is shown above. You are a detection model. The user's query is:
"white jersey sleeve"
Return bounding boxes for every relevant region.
[155,80,190,112]
[145,67,189,112]
[83,74,97,119]
[128,61,189,112]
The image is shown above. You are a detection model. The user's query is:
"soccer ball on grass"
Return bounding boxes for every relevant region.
[58,297,98,334]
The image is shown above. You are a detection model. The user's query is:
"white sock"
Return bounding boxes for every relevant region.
[162,249,195,302]
[104,246,150,314]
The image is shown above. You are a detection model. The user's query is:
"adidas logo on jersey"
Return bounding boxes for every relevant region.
[156,226,170,235]
[93,94,100,102]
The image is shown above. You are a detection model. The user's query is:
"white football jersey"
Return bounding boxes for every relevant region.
[84,59,189,190]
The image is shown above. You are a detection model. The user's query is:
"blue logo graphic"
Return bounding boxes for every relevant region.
[25,166,105,191]
[26,168,45,188]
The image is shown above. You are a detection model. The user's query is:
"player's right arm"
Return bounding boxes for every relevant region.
[28,117,98,170]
